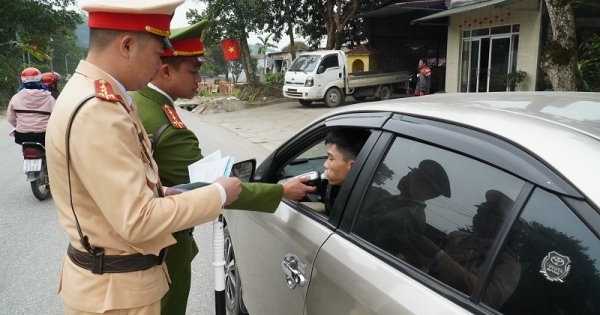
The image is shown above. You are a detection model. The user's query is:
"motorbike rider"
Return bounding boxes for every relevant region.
[42,72,61,99]
[7,67,56,147]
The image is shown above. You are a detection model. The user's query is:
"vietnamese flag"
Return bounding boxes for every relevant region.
[221,39,241,61]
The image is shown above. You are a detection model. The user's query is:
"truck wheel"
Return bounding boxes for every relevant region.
[324,88,343,108]
[353,96,367,102]
[299,100,313,107]
[377,86,392,101]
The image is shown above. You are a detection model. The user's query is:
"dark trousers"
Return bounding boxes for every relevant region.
[14,131,46,147]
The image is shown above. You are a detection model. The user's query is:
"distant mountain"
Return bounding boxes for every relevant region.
[75,14,89,48]
[249,44,277,56]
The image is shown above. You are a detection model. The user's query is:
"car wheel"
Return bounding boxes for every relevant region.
[376,85,391,101]
[324,88,343,108]
[224,226,248,315]
[299,100,313,107]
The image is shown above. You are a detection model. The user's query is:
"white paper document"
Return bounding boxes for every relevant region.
[188,150,235,183]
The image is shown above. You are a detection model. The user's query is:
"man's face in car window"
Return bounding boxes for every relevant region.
[324,144,354,186]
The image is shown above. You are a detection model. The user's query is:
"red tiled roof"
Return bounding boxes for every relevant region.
[345,43,380,55]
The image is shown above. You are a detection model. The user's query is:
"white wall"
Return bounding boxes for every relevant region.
[445,0,542,92]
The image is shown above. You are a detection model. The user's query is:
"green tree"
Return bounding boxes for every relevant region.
[189,0,266,86]
[256,33,277,75]
[540,0,584,91]
[282,41,309,53]
[299,0,384,50]
[264,0,303,59]
[0,0,81,108]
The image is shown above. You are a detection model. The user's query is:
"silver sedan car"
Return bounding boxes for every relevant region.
[223,92,600,315]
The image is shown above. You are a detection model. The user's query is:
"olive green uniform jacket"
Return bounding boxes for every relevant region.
[130,86,283,270]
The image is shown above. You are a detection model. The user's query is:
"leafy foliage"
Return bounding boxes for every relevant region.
[191,0,267,85]
[501,70,528,91]
[264,72,284,85]
[0,0,82,109]
[256,34,277,75]
[298,0,384,49]
[578,34,600,92]
[282,41,309,52]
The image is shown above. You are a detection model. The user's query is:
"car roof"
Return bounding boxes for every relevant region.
[326,92,600,206]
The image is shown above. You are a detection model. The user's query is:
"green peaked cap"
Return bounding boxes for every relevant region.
[163,20,211,61]
[169,20,209,41]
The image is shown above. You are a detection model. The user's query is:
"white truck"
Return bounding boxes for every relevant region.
[283,50,411,107]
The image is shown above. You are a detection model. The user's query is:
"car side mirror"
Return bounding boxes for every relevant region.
[230,159,256,182]
[317,66,325,74]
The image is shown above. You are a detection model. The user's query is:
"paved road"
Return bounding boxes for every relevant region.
[0,99,333,314]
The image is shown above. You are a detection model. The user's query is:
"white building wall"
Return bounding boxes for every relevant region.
[445,0,542,92]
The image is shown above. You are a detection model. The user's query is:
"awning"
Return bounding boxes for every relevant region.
[411,0,520,24]
[357,0,445,19]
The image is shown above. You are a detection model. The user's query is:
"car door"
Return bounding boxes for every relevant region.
[230,114,388,314]
[304,114,589,314]
[315,53,343,92]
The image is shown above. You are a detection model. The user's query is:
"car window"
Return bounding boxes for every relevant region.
[279,127,373,216]
[494,189,600,314]
[351,136,525,305]
[320,54,339,71]
[280,140,327,179]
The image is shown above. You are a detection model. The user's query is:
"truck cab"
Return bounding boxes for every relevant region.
[283,50,410,108]
[283,50,346,107]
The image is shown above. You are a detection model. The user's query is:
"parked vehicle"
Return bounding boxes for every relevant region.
[283,50,410,107]
[223,92,600,315]
[22,142,51,200]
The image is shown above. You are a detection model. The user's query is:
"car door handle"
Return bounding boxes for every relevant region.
[339,73,342,78]
[282,254,307,289]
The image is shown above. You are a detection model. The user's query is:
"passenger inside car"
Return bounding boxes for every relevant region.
[410,189,521,309]
[317,128,371,215]
[354,159,451,266]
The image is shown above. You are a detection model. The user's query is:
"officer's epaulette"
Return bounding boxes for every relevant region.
[95,80,119,102]
[95,79,132,112]
[162,105,187,129]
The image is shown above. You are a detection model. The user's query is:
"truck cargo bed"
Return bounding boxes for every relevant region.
[347,71,411,89]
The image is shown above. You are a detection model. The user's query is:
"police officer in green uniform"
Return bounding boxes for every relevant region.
[130,20,315,315]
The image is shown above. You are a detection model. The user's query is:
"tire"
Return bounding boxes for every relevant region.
[376,85,391,101]
[299,100,313,107]
[353,96,367,102]
[324,88,343,108]
[31,160,51,200]
[224,226,249,315]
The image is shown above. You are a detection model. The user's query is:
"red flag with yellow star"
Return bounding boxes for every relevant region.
[221,39,241,61]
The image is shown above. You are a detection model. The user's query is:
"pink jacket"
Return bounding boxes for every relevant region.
[7,89,55,133]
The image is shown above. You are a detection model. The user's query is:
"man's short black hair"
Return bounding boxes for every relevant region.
[325,128,371,161]
[160,56,185,70]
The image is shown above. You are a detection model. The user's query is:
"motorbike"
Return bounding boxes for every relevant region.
[21,141,51,200]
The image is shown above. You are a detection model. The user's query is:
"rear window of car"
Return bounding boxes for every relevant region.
[351,135,525,308]
[494,188,600,314]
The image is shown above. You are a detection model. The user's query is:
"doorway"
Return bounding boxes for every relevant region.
[460,25,520,93]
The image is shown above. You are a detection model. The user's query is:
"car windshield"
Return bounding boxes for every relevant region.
[289,55,321,72]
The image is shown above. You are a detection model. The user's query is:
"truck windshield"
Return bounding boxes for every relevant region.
[289,55,321,72]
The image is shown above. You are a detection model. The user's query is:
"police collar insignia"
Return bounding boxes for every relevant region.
[540,251,571,282]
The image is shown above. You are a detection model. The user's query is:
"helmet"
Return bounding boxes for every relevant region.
[21,67,42,84]
[42,72,61,86]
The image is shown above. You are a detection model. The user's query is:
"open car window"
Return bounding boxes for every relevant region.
[277,127,374,217]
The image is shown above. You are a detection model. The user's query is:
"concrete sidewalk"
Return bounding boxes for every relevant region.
[193,100,334,152]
